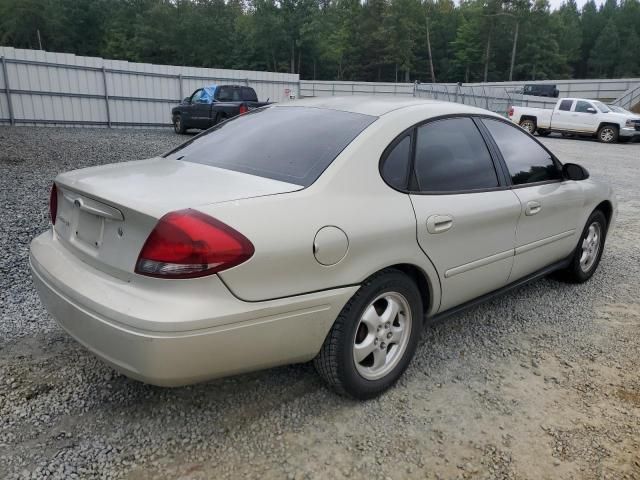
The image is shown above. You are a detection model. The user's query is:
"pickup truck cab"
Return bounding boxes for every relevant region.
[508,97,640,143]
[171,85,270,134]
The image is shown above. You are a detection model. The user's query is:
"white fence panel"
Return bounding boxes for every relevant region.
[0,46,299,127]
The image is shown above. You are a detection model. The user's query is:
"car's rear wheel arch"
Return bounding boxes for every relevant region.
[377,264,432,320]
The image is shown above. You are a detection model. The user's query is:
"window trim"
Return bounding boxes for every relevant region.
[378,113,511,195]
[478,116,565,189]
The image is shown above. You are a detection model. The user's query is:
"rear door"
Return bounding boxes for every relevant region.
[481,118,584,281]
[550,99,574,130]
[408,117,522,312]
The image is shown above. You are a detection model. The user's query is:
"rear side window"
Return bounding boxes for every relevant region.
[482,118,561,186]
[413,117,499,192]
[164,107,375,187]
[558,99,573,111]
[241,87,258,102]
[381,136,411,190]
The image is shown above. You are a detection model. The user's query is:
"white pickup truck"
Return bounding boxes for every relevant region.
[508,97,640,143]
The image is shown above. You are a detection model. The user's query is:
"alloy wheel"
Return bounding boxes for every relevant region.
[352,292,412,381]
[520,120,535,134]
[580,222,602,272]
[600,128,615,143]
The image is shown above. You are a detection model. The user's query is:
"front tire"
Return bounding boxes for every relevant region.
[173,114,186,134]
[519,119,536,134]
[314,269,423,399]
[557,210,607,283]
[597,125,618,143]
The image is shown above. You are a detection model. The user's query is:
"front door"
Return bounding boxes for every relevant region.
[408,117,521,312]
[480,118,584,281]
[189,89,213,129]
[571,100,600,134]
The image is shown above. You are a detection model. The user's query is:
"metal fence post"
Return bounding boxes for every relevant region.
[101,66,111,128]
[332,83,335,96]
[454,84,459,103]
[1,56,15,126]
[178,73,183,100]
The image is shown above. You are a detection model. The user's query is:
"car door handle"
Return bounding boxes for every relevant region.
[525,201,542,216]
[426,215,453,234]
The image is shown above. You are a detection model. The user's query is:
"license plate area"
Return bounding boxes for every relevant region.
[75,210,104,249]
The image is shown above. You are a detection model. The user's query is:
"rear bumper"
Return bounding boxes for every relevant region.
[30,230,357,386]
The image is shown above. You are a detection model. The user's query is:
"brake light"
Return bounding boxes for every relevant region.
[49,183,58,225]
[508,106,514,117]
[135,209,254,279]
[239,104,248,115]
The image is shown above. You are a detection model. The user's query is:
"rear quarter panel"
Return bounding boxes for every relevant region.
[204,105,486,314]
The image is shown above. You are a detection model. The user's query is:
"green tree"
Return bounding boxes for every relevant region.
[588,18,620,77]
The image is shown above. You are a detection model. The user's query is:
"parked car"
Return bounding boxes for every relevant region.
[522,84,559,98]
[31,97,616,399]
[508,97,640,143]
[171,84,270,134]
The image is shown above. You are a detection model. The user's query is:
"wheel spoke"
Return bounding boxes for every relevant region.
[380,297,400,325]
[371,348,386,370]
[360,305,381,330]
[354,335,377,363]
[389,324,404,344]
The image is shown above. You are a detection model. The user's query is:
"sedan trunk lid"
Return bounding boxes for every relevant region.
[53,157,302,279]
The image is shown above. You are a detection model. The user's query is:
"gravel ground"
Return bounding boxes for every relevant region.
[0,127,639,480]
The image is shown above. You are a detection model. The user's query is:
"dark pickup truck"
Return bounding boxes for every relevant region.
[171,85,270,134]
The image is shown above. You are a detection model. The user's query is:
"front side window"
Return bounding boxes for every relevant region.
[575,101,594,113]
[482,118,561,186]
[413,117,499,192]
[191,89,204,103]
[558,99,573,111]
[164,107,375,187]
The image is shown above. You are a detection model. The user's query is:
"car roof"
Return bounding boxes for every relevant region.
[274,96,503,118]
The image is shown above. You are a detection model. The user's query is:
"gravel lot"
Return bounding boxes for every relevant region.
[1,127,639,480]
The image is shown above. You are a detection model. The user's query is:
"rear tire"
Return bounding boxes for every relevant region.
[173,114,186,134]
[314,269,423,400]
[519,119,536,134]
[556,210,607,283]
[597,125,618,143]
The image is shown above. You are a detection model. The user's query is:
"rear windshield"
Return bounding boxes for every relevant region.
[164,106,376,186]
[241,87,258,101]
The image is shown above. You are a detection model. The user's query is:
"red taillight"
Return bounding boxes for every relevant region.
[508,106,514,117]
[49,183,58,225]
[135,209,254,279]
[239,104,248,115]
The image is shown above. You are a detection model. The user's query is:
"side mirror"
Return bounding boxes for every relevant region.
[586,107,597,114]
[563,163,589,181]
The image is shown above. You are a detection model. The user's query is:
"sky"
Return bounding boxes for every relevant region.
[547,0,604,9]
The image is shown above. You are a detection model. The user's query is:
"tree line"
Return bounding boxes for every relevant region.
[1,0,639,83]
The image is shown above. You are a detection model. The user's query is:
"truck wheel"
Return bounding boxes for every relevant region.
[173,114,186,134]
[519,119,536,134]
[537,129,551,137]
[597,125,618,143]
